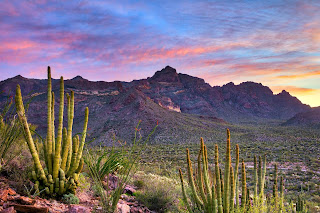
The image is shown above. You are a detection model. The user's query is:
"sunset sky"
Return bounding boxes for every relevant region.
[0,0,319,106]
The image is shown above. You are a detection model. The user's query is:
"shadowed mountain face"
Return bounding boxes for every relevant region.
[0,66,311,144]
[282,107,320,127]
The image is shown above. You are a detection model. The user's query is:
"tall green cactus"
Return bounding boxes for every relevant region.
[179,129,274,213]
[273,164,278,208]
[241,160,246,211]
[15,66,89,197]
[235,144,240,210]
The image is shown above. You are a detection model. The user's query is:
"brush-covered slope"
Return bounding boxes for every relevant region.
[282,107,320,127]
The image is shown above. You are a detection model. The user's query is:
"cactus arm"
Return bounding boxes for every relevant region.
[179,169,193,213]
[262,154,266,196]
[273,164,278,208]
[61,92,74,171]
[15,85,47,182]
[67,107,89,176]
[53,77,64,180]
[46,67,53,174]
[224,129,231,213]
[258,156,262,200]
[197,148,208,206]
[215,145,223,213]
[280,176,284,211]
[230,166,235,212]
[253,155,258,203]
[202,144,213,209]
[241,160,246,210]
[235,144,240,209]
[186,148,203,208]
[67,136,79,177]
[51,92,55,159]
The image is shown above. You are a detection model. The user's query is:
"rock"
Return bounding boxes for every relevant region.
[123,186,136,196]
[7,189,16,196]
[68,205,91,213]
[117,202,130,213]
[0,190,8,201]
[7,196,35,205]
[4,204,48,213]
[0,207,16,213]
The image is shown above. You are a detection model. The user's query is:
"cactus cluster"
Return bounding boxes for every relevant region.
[296,196,306,212]
[15,66,89,196]
[179,129,284,213]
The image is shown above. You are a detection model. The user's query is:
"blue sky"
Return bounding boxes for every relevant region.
[0,0,319,106]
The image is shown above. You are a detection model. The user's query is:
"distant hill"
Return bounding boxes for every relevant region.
[0,66,311,144]
[282,107,320,127]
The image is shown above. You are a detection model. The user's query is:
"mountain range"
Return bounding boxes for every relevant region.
[0,66,317,144]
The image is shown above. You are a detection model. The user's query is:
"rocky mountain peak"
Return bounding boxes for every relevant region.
[71,75,86,81]
[150,66,179,82]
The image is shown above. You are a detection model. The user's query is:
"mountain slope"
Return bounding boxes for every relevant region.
[0,66,312,143]
[282,107,320,127]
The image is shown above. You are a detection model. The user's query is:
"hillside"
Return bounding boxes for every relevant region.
[0,66,311,144]
[282,107,320,127]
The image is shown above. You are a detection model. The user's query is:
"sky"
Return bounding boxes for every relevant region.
[0,0,319,107]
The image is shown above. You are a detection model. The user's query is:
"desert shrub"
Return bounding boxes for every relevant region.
[62,193,80,204]
[77,173,91,192]
[133,171,182,212]
[133,179,144,189]
[84,121,157,212]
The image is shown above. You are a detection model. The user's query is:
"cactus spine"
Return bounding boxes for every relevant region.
[15,66,89,197]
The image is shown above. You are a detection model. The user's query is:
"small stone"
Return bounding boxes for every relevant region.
[123,185,136,196]
[117,202,130,213]
[68,205,91,213]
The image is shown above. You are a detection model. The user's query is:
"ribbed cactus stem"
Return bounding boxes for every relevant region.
[273,164,278,208]
[47,66,53,174]
[224,129,231,213]
[67,107,89,176]
[215,145,223,213]
[230,166,235,212]
[53,77,64,180]
[186,148,203,207]
[61,91,74,171]
[241,160,246,210]
[51,92,55,158]
[262,154,266,197]
[235,144,239,209]
[197,147,208,206]
[15,85,47,182]
[253,155,258,202]
[280,176,284,211]
[258,156,262,200]
[179,169,193,213]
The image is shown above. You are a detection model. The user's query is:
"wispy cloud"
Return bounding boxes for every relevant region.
[0,0,319,106]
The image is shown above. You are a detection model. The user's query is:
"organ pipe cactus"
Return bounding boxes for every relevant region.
[179,129,276,213]
[15,66,89,196]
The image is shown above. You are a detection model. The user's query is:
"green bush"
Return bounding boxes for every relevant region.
[62,193,80,204]
[133,171,182,213]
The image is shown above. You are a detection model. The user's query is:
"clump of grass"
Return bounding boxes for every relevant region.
[84,121,157,212]
[61,193,80,204]
[133,171,182,212]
